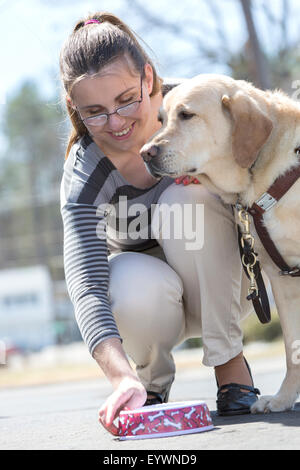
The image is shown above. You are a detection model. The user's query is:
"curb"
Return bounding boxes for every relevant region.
[0,340,284,390]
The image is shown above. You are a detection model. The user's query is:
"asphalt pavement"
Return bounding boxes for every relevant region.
[1,348,300,451]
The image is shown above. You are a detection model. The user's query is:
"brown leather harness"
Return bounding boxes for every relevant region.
[235,148,300,324]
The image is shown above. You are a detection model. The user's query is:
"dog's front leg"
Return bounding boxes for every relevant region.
[251,274,300,413]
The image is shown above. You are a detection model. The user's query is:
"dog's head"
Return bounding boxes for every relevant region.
[140,74,273,194]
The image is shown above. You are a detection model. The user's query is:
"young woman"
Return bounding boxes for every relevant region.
[59,12,260,433]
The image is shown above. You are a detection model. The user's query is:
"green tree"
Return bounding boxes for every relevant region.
[0,80,67,267]
[2,80,66,198]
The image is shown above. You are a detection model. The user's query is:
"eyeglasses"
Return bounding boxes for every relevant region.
[77,76,143,127]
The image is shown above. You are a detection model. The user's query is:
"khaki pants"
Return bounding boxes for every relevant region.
[108,183,253,396]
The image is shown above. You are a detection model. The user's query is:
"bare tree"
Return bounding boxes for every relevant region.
[125,0,273,87]
[127,0,298,91]
[124,0,232,75]
[239,0,271,89]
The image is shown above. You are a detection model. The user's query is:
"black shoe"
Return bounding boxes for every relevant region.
[216,357,260,416]
[144,389,170,406]
[216,382,260,416]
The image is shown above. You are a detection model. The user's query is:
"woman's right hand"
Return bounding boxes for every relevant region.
[98,375,147,435]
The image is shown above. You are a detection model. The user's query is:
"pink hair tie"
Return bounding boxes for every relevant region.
[84,19,101,25]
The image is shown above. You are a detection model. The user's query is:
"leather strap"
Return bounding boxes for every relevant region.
[237,225,271,324]
[248,158,300,277]
[217,383,260,395]
[235,154,300,324]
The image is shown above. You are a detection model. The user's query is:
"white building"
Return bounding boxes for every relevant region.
[0,265,55,351]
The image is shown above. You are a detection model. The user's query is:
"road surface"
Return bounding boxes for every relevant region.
[0,351,299,451]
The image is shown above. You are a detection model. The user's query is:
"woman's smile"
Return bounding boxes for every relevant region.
[108,121,136,140]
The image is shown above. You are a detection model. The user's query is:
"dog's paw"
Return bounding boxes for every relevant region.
[251,395,295,414]
[250,395,273,413]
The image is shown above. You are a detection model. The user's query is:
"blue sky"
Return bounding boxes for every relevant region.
[1,0,300,106]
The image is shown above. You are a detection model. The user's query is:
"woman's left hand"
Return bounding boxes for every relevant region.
[175,175,200,185]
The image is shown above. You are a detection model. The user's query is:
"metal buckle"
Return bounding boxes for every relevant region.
[255,192,277,211]
[279,268,300,276]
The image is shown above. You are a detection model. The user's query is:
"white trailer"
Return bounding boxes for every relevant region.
[0,265,55,351]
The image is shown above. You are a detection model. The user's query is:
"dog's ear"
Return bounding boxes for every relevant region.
[222,91,273,168]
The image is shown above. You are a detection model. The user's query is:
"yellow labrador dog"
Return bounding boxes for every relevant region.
[141,74,300,414]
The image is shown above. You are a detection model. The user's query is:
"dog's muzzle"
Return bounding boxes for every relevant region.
[141,144,160,162]
[141,143,180,179]
[140,143,164,178]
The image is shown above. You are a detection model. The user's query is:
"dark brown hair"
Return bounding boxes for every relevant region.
[59,12,163,159]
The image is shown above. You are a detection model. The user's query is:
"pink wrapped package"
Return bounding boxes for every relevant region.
[117,401,214,440]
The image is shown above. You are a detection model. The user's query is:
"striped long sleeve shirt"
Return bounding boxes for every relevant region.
[60,82,179,355]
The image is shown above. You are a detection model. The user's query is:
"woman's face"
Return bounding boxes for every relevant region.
[70,57,161,156]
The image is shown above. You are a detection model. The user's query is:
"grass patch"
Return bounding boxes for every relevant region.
[183,308,282,349]
[242,309,282,344]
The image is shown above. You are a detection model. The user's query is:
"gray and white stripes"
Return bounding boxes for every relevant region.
[60,134,173,355]
[62,203,121,354]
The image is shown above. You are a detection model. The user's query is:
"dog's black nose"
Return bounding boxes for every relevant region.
[140,144,160,162]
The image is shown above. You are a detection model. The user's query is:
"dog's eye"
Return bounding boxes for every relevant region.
[178,110,195,120]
